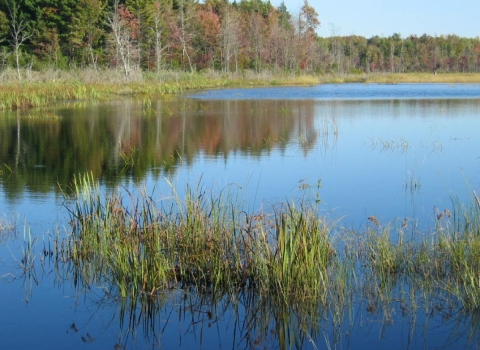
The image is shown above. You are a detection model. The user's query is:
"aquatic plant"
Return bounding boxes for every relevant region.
[59,175,480,313]
[369,137,410,153]
[0,215,16,240]
[60,173,337,306]
[0,82,100,110]
[11,175,480,348]
[119,144,137,171]
[404,170,421,192]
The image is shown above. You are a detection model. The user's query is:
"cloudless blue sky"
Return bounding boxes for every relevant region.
[270,0,480,38]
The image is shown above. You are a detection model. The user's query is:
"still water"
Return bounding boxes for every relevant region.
[0,83,479,349]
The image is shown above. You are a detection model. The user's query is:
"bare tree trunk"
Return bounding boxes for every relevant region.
[109,1,128,76]
[390,40,395,73]
[88,43,98,71]
[221,6,231,73]
[152,9,163,72]
[399,39,404,73]
[8,4,32,83]
[178,0,194,72]
[107,0,137,78]
[221,4,240,73]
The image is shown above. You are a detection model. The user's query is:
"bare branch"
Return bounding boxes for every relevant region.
[8,3,32,83]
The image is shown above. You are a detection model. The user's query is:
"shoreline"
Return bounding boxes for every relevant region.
[1,69,480,110]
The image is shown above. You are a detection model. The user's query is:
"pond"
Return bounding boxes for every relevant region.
[0,83,479,349]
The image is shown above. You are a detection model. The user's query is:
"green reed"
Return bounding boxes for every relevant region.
[0,82,100,109]
[60,174,337,305]
[359,203,480,313]
[52,173,480,318]
[271,202,334,304]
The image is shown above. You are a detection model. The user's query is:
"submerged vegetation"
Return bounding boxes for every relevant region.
[0,164,12,178]
[0,215,15,236]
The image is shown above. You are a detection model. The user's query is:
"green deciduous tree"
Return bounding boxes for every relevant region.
[0,10,8,40]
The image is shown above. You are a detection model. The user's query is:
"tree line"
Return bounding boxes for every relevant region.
[0,0,479,77]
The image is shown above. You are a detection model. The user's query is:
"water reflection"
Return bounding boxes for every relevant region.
[11,251,480,350]
[1,95,479,230]
[0,98,318,199]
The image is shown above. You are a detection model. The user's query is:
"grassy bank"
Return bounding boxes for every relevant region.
[330,72,480,84]
[1,68,480,110]
[0,68,318,110]
[45,174,480,314]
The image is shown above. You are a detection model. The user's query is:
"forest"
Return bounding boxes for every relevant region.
[0,0,479,76]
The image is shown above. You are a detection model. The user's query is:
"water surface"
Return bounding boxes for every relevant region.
[0,83,480,349]
[191,82,480,101]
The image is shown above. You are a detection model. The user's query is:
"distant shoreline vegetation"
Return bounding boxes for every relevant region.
[0,0,479,86]
[1,69,480,110]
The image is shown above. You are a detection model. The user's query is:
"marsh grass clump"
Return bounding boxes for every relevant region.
[364,226,404,277]
[433,231,480,311]
[394,200,480,313]
[269,203,335,304]
[61,174,336,304]
[59,175,480,313]
[0,82,101,110]
[359,218,415,312]
[66,173,171,297]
